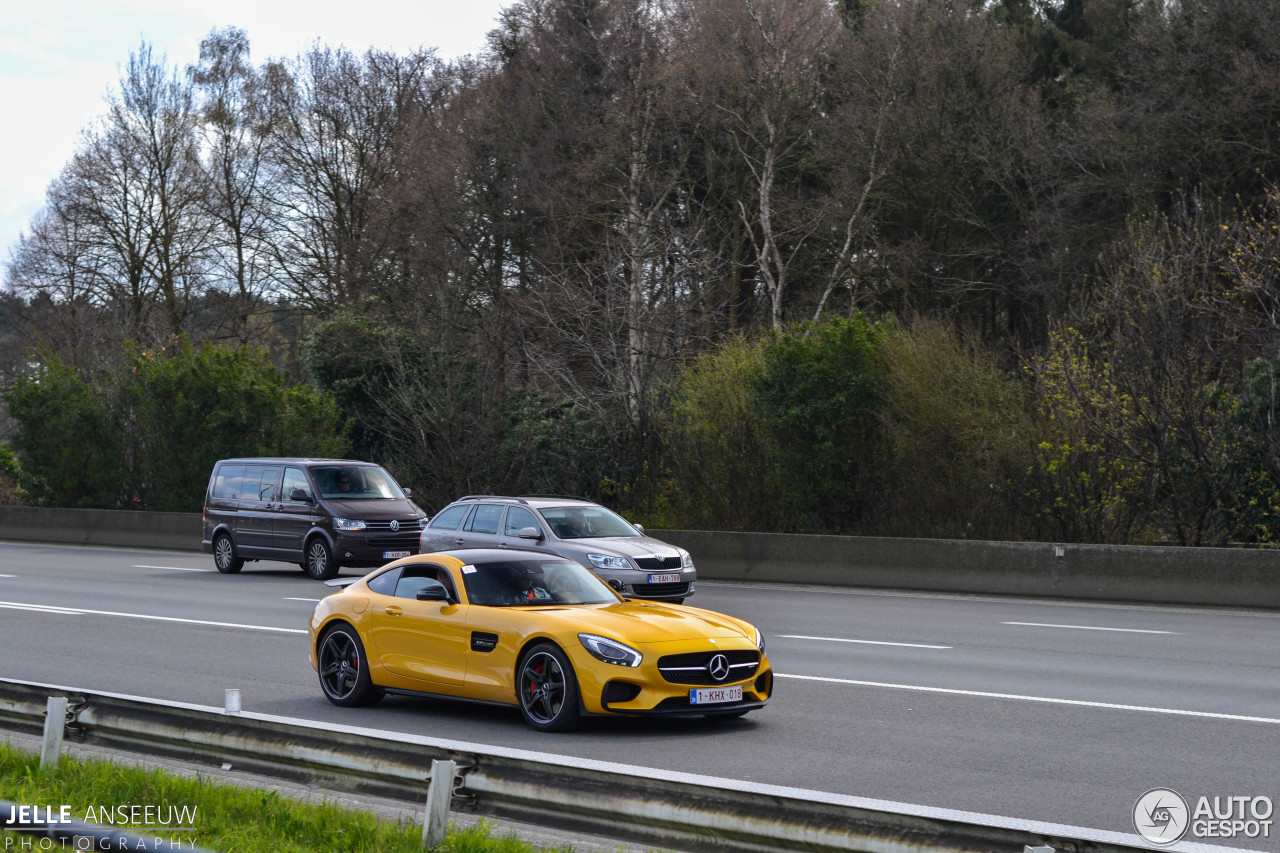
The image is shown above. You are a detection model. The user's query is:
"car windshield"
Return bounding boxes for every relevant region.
[314,465,406,500]
[461,558,620,607]
[538,505,640,540]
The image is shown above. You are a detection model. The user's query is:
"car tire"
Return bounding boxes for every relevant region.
[316,624,383,707]
[213,534,243,574]
[517,643,582,732]
[303,538,338,580]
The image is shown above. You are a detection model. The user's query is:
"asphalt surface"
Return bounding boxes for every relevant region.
[1,540,1277,851]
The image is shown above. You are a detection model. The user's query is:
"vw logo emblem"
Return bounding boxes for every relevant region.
[707,653,730,682]
[390,520,399,532]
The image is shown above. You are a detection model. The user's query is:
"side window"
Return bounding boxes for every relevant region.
[504,506,540,536]
[282,467,311,503]
[393,565,456,600]
[234,466,263,500]
[212,464,245,500]
[367,567,402,596]
[428,504,470,530]
[466,504,503,535]
[255,466,282,502]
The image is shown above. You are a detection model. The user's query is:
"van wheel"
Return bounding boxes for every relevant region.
[213,534,243,574]
[304,538,338,580]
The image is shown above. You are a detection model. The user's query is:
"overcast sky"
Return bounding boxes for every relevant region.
[0,0,509,269]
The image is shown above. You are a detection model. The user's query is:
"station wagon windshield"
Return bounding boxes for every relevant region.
[537,505,641,539]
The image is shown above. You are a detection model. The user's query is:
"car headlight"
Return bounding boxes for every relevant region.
[754,627,766,653]
[579,633,642,667]
[333,518,366,532]
[680,550,693,569]
[587,553,631,571]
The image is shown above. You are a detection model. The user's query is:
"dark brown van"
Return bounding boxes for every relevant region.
[201,458,427,580]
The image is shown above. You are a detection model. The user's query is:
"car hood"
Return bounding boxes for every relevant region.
[567,535,682,557]
[536,601,754,645]
[323,498,422,519]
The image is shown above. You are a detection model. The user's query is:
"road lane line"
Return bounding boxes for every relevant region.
[0,599,306,634]
[1003,621,1178,634]
[134,565,212,572]
[284,597,322,602]
[780,634,951,649]
[776,673,1280,724]
[0,574,15,578]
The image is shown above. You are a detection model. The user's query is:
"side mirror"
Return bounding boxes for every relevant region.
[633,523,644,534]
[403,487,413,498]
[517,526,544,540]
[290,488,314,503]
[415,579,453,602]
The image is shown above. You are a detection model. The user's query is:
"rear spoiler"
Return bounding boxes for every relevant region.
[323,578,360,588]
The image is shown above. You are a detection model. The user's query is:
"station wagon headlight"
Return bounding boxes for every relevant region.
[679,550,693,568]
[587,553,631,571]
[333,518,366,531]
[579,633,642,667]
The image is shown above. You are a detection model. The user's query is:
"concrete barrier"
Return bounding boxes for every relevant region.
[1,506,1277,608]
[0,506,199,552]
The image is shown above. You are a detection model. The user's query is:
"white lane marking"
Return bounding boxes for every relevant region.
[0,602,81,615]
[1003,621,1178,634]
[0,599,306,634]
[781,634,951,650]
[134,565,212,573]
[0,574,15,578]
[777,673,1280,725]
[284,597,322,603]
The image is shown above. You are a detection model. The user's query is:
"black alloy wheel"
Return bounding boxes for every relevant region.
[517,643,582,732]
[317,625,382,706]
[213,534,243,574]
[304,538,338,580]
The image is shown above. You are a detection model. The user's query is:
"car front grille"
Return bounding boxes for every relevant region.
[365,518,426,531]
[634,556,683,571]
[657,650,759,685]
[364,534,420,550]
[631,582,690,597]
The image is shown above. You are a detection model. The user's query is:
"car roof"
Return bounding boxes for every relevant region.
[216,457,381,467]
[417,548,577,564]
[450,494,599,509]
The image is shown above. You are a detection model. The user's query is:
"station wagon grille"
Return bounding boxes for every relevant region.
[634,556,682,571]
[657,650,759,685]
[632,582,690,597]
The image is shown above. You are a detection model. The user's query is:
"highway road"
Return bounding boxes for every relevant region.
[1,540,1277,850]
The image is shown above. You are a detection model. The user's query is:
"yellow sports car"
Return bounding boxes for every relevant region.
[308,549,772,730]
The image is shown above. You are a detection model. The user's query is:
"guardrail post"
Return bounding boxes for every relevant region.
[40,696,68,768]
[422,759,456,849]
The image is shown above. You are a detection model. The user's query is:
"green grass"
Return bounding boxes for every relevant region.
[0,741,586,853]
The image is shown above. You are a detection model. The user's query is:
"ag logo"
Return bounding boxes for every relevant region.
[1134,788,1190,845]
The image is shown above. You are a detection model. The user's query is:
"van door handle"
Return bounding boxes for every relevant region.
[384,606,402,616]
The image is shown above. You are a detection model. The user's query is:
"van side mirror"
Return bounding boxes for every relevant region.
[517,526,544,540]
[290,488,314,503]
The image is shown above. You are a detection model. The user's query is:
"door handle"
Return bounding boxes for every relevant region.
[384,606,402,616]
[453,538,464,545]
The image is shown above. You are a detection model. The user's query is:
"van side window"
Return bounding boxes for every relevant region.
[213,465,245,500]
[505,506,540,536]
[282,467,310,502]
[466,504,503,535]
[250,466,281,502]
[428,504,469,530]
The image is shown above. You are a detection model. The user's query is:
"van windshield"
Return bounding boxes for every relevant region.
[315,465,406,500]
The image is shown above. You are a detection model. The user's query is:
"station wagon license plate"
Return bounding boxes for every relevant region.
[383,550,411,559]
[690,685,742,705]
[648,572,681,584]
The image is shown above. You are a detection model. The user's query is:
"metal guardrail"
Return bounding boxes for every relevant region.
[0,677,1228,853]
